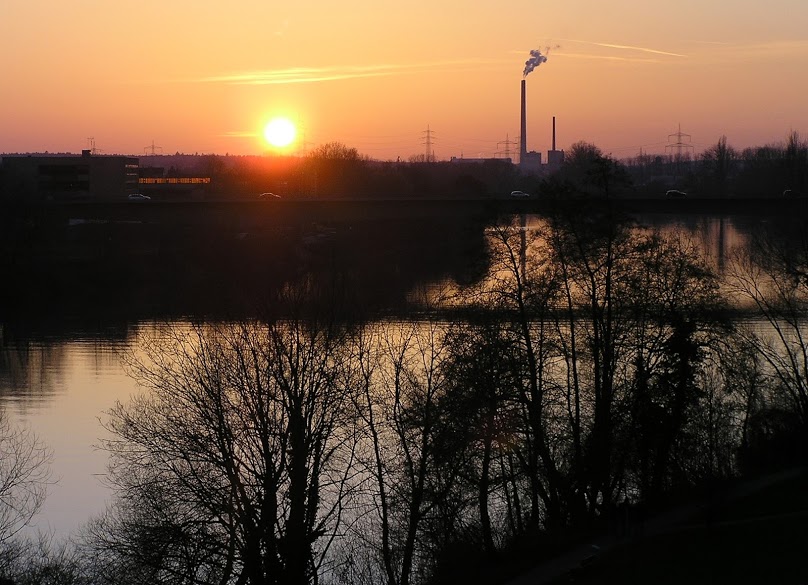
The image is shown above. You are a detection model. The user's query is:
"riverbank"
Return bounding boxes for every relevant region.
[501,468,808,585]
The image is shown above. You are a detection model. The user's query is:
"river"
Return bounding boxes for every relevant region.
[0,207,803,540]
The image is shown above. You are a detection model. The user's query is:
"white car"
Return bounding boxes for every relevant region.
[510,190,530,198]
[128,193,151,201]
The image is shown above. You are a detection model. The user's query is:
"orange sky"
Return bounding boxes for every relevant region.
[2,0,807,160]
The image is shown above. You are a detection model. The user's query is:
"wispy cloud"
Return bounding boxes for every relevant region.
[687,39,808,64]
[686,40,733,46]
[193,59,509,85]
[221,131,258,138]
[558,53,663,64]
[724,39,808,56]
[559,39,687,58]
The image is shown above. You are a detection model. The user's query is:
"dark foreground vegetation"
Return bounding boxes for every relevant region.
[0,135,807,584]
[547,470,808,584]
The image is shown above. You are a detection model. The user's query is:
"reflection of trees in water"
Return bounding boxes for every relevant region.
[0,212,490,335]
[726,222,808,471]
[3,208,806,335]
[0,340,66,411]
[0,331,133,410]
[632,214,743,273]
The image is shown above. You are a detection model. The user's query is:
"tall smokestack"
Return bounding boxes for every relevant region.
[520,79,527,166]
[520,48,551,169]
[552,116,556,151]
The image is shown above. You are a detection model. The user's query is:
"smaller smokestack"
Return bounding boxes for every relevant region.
[552,116,556,151]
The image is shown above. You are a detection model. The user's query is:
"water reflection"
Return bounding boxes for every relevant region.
[0,209,805,540]
[633,214,748,273]
[0,212,802,395]
[0,210,490,337]
[0,338,67,412]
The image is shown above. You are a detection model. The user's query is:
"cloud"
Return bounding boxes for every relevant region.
[719,39,808,57]
[558,53,663,64]
[221,131,258,138]
[686,40,733,46]
[193,59,509,85]
[201,67,392,85]
[684,39,808,65]
[559,39,687,58]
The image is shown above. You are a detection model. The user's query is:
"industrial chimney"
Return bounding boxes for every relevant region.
[552,116,556,151]
[520,79,527,166]
[547,115,565,170]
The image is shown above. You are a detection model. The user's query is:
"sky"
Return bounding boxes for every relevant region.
[2,0,807,161]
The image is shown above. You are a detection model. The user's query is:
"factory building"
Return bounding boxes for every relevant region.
[0,150,139,202]
[519,79,564,174]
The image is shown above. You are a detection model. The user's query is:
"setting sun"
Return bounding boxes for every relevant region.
[263,118,297,149]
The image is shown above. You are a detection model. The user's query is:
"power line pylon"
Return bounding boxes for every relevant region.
[144,140,163,155]
[665,124,694,177]
[421,125,436,162]
[665,124,694,160]
[496,133,518,160]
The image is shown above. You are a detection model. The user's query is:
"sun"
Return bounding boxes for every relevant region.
[263,117,297,148]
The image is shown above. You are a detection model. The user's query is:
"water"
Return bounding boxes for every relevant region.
[0,336,137,539]
[0,210,803,540]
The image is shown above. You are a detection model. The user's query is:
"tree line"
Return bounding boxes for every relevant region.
[0,197,807,584]
[624,131,808,198]
[128,130,808,201]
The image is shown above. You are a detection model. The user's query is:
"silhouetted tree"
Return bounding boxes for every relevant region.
[728,228,808,464]
[0,413,50,546]
[556,141,631,197]
[352,316,468,585]
[438,318,522,557]
[784,130,808,194]
[477,221,565,531]
[88,318,359,585]
[305,142,366,197]
[700,135,738,198]
[309,143,362,161]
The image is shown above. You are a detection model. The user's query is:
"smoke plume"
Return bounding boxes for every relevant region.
[523,48,549,77]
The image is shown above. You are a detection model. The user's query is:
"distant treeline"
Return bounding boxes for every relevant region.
[128,132,808,200]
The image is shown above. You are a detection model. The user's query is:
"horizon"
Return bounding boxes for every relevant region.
[2,0,807,160]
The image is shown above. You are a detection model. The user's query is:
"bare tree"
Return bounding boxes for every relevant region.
[727,229,808,464]
[478,221,565,531]
[352,317,469,585]
[0,533,88,585]
[700,135,738,198]
[87,319,359,585]
[0,412,50,546]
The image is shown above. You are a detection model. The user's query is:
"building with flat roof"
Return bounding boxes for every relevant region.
[1,150,139,201]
